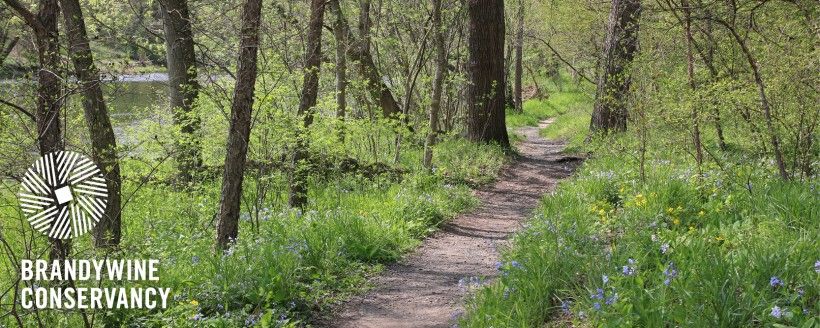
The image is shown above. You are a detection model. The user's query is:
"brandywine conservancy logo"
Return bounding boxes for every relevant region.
[18,151,108,239]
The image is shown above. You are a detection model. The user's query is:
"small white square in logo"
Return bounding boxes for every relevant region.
[55,186,73,205]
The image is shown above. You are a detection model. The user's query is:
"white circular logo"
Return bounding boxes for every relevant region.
[18,151,108,239]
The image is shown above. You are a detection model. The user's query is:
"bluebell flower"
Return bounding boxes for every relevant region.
[770,276,783,287]
[511,261,523,269]
[592,288,604,299]
[561,300,572,315]
[593,302,601,311]
[660,244,670,254]
[605,293,618,305]
[815,260,820,273]
[602,275,609,285]
[622,265,635,276]
[663,262,678,282]
[192,313,204,321]
[495,261,503,271]
[771,306,782,319]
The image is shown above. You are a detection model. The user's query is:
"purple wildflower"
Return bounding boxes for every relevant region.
[771,306,782,319]
[561,300,572,315]
[602,275,609,285]
[591,288,604,299]
[815,260,820,273]
[622,265,635,276]
[660,244,670,254]
[593,302,601,311]
[605,293,618,305]
[511,261,523,269]
[770,276,783,287]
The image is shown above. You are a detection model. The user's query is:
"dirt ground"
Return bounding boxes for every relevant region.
[322,120,581,328]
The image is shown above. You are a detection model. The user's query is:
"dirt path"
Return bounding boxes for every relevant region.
[324,120,580,328]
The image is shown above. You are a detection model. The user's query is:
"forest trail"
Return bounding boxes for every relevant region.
[324,120,581,328]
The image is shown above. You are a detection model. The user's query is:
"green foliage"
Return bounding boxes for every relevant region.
[461,116,820,327]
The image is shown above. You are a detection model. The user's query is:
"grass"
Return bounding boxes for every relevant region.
[0,93,542,326]
[459,94,820,327]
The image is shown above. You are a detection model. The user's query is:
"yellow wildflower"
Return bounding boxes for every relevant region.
[673,218,680,225]
[190,300,199,306]
[698,210,705,217]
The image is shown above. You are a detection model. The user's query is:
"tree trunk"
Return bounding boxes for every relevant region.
[160,0,201,183]
[60,0,122,247]
[466,0,510,148]
[215,0,263,249]
[590,0,641,134]
[513,0,524,113]
[0,36,18,65]
[334,5,347,140]
[725,25,789,180]
[4,0,70,260]
[328,0,402,119]
[682,0,703,168]
[423,0,446,170]
[288,0,326,209]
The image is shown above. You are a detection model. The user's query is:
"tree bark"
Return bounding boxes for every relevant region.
[423,0,446,170]
[334,4,347,139]
[288,0,326,209]
[328,0,402,119]
[215,0,263,249]
[160,0,201,183]
[513,0,524,113]
[590,0,641,134]
[466,0,510,148]
[4,0,69,261]
[681,0,703,168]
[60,0,122,247]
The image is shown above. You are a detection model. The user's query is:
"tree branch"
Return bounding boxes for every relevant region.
[0,98,35,121]
[525,33,595,84]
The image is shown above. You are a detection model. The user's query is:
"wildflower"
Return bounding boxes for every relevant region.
[672,218,681,225]
[591,288,604,299]
[511,261,523,270]
[602,275,609,285]
[593,302,601,311]
[191,256,200,264]
[192,313,204,321]
[495,261,503,271]
[663,262,678,286]
[660,244,670,254]
[622,259,636,276]
[771,305,782,319]
[578,311,587,319]
[561,300,572,315]
[605,293,618,305]
[503,287,511,299]
[245,313,260,326]
[770,276,783,287]
[698,210,705,217]
[190,300,199,306]
[815,260,820,273]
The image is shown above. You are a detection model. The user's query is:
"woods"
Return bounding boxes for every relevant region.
[0,0,816,326]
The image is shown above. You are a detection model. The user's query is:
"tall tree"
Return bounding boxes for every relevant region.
[681,0,703,168]
[60,0,122,247]
[160,0,202,183]
[0,7,19,66]
[333,1,348,138]
[466,0,510,148]
[423,0,447,169]
[288,0,326,208]
[3,0,69,260]
[590,0,642,133]
[328,0,402,119]
[215,0,263,249]
[513,0,525,113]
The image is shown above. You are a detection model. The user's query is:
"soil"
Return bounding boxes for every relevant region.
[321,120,581,328]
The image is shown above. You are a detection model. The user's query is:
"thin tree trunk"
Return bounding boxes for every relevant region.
[60,0,122,247]
[725,25,789,180]
[423,0,446,170]
[0,36,18,65]
[215,0,263,249]
[590,0,641,134]
[5,0,70,261]
[682,0,703,168]
[466,0,510,148]
[513,0,524,113]
[160,0,201,183]
[288,0,326,209]
[329,0,402,119]
[334,6,348,140]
